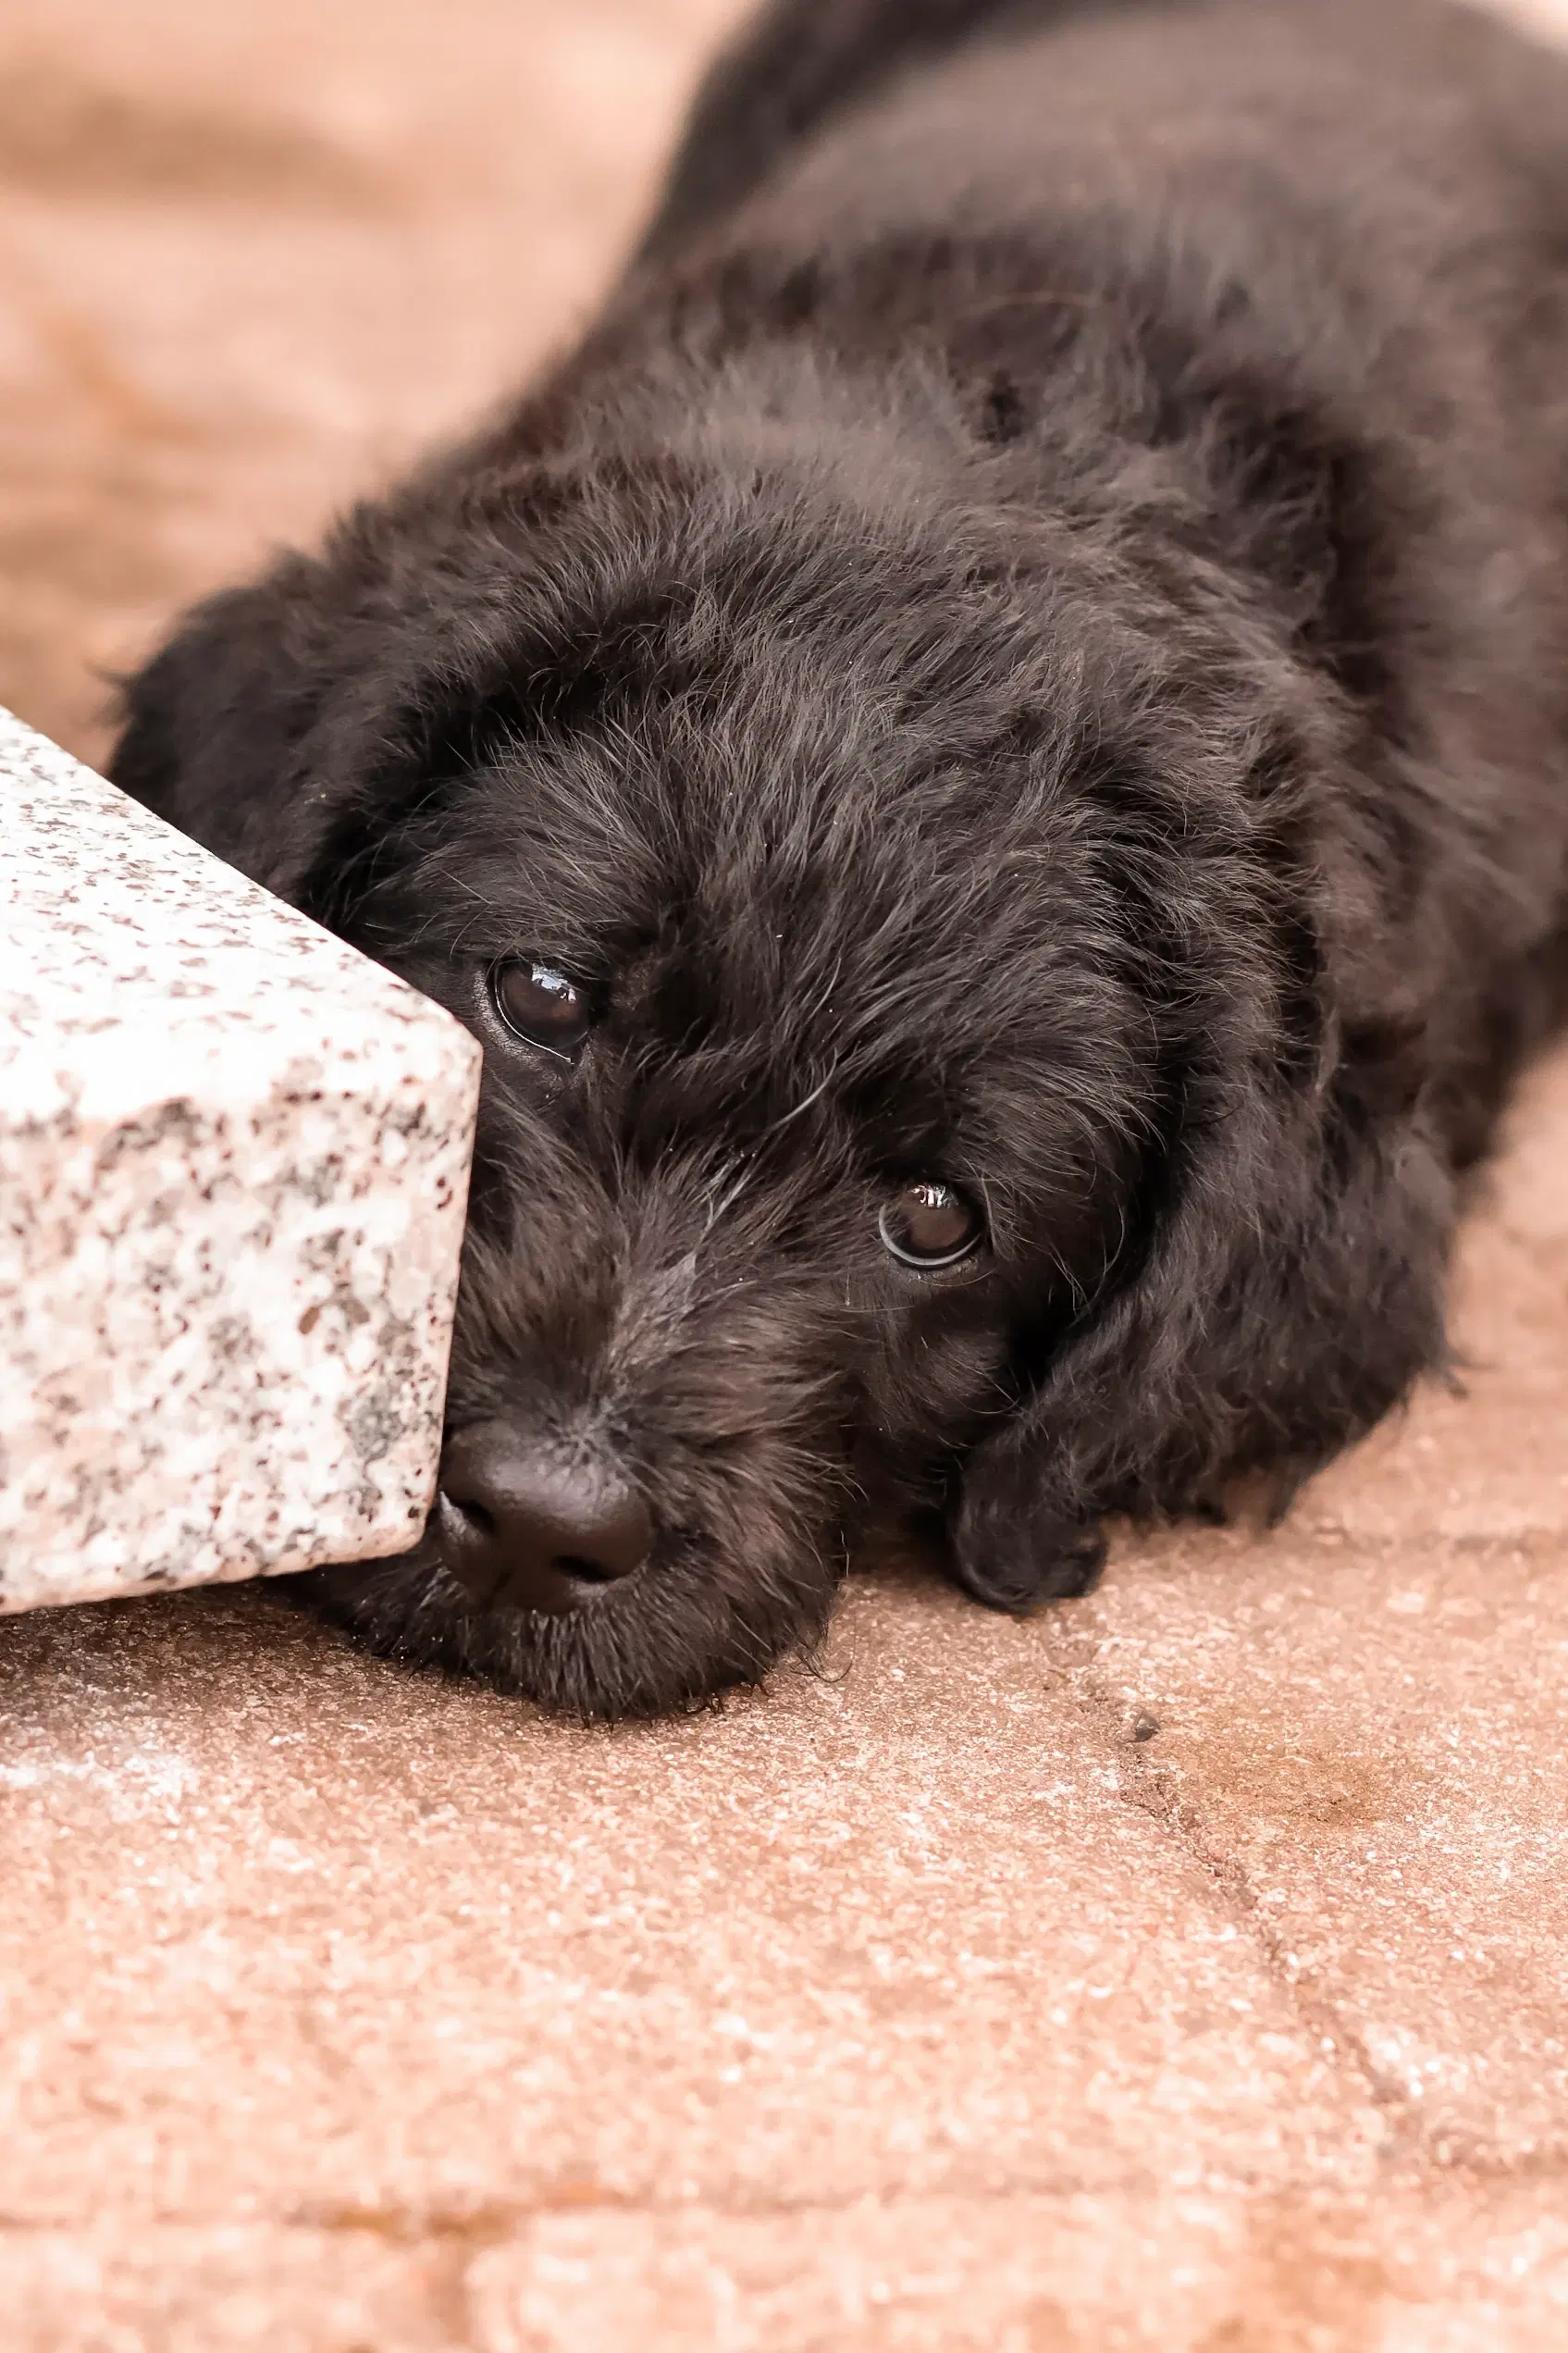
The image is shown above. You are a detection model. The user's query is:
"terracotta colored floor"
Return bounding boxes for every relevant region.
[3,4,1568,2346]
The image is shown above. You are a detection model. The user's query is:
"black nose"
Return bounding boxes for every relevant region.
[435,1423,653,1615]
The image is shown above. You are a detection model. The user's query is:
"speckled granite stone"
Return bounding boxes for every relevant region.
[0,705,481,1612]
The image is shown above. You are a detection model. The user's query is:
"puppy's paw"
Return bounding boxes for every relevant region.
[949,1436,1106,1614]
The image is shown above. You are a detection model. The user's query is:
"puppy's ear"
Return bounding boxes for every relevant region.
[949,1048,1452,1612]
[110,560,332,896]
[110,469,639,925]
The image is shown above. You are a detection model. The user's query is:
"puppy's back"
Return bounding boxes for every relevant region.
[606,0,1568,584]
[670,2,1568,312]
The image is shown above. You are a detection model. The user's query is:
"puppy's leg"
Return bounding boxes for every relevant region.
[949,1427,1109,1610]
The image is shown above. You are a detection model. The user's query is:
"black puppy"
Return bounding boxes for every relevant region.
[114,0,1568,1716]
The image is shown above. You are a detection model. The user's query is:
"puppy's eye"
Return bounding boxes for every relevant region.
[489,958,591,1062]
[878,1181,984,1269]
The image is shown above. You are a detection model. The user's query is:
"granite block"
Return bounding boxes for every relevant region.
[0,705,481,1612]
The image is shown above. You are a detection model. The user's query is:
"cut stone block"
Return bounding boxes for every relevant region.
[0,705,481,1613]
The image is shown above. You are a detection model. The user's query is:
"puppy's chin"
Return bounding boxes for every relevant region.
[286,1535,846,1721]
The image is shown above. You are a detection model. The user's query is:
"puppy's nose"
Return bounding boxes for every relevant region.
[435,1423,653,1615]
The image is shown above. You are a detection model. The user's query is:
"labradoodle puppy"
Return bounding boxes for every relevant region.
[113,0,1568,1716]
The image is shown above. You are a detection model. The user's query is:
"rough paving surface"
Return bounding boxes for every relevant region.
[0,0,1566,2345]
[0,708,480,1612]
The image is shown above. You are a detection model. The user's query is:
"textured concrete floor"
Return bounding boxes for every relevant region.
[3,3,1568,2347]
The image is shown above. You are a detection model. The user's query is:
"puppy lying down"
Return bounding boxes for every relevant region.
[115,0,1568,1716]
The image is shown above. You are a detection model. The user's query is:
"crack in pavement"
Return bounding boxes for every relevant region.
[1045,1547,1568,2189]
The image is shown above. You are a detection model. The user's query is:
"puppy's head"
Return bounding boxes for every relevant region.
[113,380,1406,1715]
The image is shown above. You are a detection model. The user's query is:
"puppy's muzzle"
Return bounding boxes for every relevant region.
[435,1421,653,1615]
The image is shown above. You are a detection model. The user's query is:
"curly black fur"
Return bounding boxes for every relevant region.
[113,0,1568,1715]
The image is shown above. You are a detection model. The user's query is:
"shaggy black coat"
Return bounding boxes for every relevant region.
[113,0,1568,1715]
